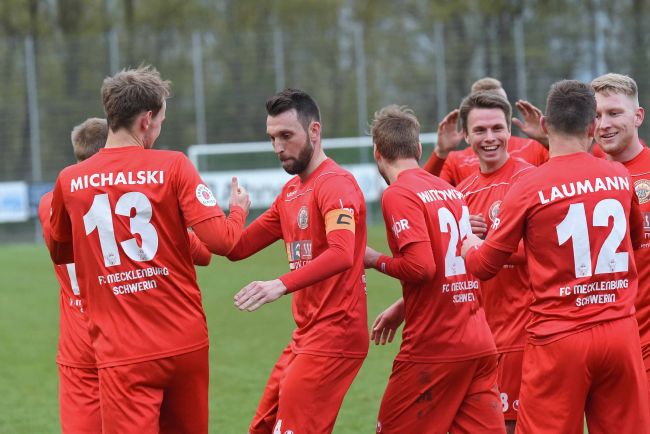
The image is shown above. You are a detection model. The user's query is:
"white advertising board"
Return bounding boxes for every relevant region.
[0,182,29,222]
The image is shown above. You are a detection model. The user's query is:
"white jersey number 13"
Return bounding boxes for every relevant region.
[83,192,159,267]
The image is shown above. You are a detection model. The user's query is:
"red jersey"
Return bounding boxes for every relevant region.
[49,146,227,367]
[235,159,368,358]
[440,136,548,186]
[624,146,650,348]
[457,158,535,352]
[381,168,496,362]
[479,152,642,344]
[39,191,95,368]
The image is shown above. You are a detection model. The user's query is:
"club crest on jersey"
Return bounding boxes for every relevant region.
[489,200,502,230]
[195,184,217,207]
[297,206,309,229]
[635,179,650,204]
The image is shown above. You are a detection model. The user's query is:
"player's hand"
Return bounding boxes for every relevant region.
[461,233,483,259]
[364,245,382,269]
[230,177,251,213]
[434,109,463,159]
[469,213,488,239]
[513,100,549,148]
[371,299,405,345]
[234,279,287,312]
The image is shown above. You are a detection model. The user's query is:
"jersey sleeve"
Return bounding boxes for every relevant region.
[422,152,446,176]
[630,181,644,250]
[381,186,430,251]
[172,154,225,228]
[439,153,458,185]
[315,174,362,235]
[227,197,283,261]
[49,177,72,243]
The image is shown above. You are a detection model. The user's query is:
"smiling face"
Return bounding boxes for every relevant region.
[464,107,511,173]
[595,91,643,161]
[266,109,315,175]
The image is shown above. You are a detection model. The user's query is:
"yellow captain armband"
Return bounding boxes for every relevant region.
[324,209,355,234]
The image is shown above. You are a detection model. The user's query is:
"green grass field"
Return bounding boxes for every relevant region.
[0,225,590,433]
[0,225,401,433]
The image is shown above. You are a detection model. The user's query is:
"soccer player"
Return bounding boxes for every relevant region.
[39,117,214,434]
[591,73,650,397]
[47,66,250,434]
[455,92,535,434]
[226,89,368,434]
[462,80,650,433]
[423,77,549,185]
[365,105,503,434]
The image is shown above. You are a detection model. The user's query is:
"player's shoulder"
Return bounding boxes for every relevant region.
[456,171,480,194]
[313,159,359,189]
[37,191,53,222]
[510,157,536,179]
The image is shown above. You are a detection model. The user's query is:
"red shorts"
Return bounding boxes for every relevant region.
[497,350,523,421]
[248,345,364,434]
[376,355,505,434]
[58,364,101,433]
[517,316,650,434]
[642,342,650,413]
[98,346,209,434]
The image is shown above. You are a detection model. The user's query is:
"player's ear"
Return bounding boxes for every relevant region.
[635,106,645,128]
[540,116,549,135]
[587,118,597,138]
[140,110,153,131]
[309,121,321,142]
[417,142,422,160]
[373,143,380,162]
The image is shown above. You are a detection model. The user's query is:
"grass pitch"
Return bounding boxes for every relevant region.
[0,225,589,433]
[0,225,400,433]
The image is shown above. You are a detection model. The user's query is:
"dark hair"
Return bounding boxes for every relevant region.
[459,91,512,133]
[545,80,596,135]
[371,105,420,161]
[265,88,321,132]
[101,65,171,132]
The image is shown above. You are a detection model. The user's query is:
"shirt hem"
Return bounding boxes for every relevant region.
[290,347,368,359]
[395,348,497,363]
[95,340,209,368]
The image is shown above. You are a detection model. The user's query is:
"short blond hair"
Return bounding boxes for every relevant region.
[371,105,420,161]
[71,118,107,162]
[591,73,639,106]
[471,77,503,93]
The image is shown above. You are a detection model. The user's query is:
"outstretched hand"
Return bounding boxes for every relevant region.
[512,100,549,148]
[230,176,251,213]
[370,299,405,345]
[234,279,287,312]
[435,109,464,159]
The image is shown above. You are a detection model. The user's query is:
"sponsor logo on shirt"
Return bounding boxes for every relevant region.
[195,184,217,207]
[286,240,312,262]
[644,212,650,232]
[297,205,309,229]
[635,179,650,204]
[391,216,410,238]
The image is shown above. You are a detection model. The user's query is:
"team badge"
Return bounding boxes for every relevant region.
[635,179,650,204]
[489,200,502,230]
[297,206,309,229]
[195,184,217,207]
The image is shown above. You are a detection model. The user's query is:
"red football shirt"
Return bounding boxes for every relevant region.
[49,146,225,367]
[624,146,650,349]
[381,168,496,362]
[475,152,642,344]
[39,191,96,368]
[230,158,368,358]
[457,158,535,352]
[439,136,548,186]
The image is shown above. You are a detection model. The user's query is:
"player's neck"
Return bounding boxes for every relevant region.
[385,159,420,184]
[479,153,509,174]
[548,134,591,158]
[104,129,146,149]
[608,137,644,163]
[298,149,327,182]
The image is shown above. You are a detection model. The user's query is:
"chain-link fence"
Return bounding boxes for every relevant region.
[2,2,650,242]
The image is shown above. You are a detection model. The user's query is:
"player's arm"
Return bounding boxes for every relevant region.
[188,231,211,266]
[365,242,435,283]
[226,200,283,261]
[369,187,434,283]
[371,297,404,345]
[234,175,361,312]
[513,100,549,148]
[630,185,644,250]
[48,178,74,264]
[423,109,463,177]
[462,182,528,279]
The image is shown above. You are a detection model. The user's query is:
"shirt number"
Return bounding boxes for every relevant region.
[556,198,628,278]
[83,192,159,267]
[438,205,472,277]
